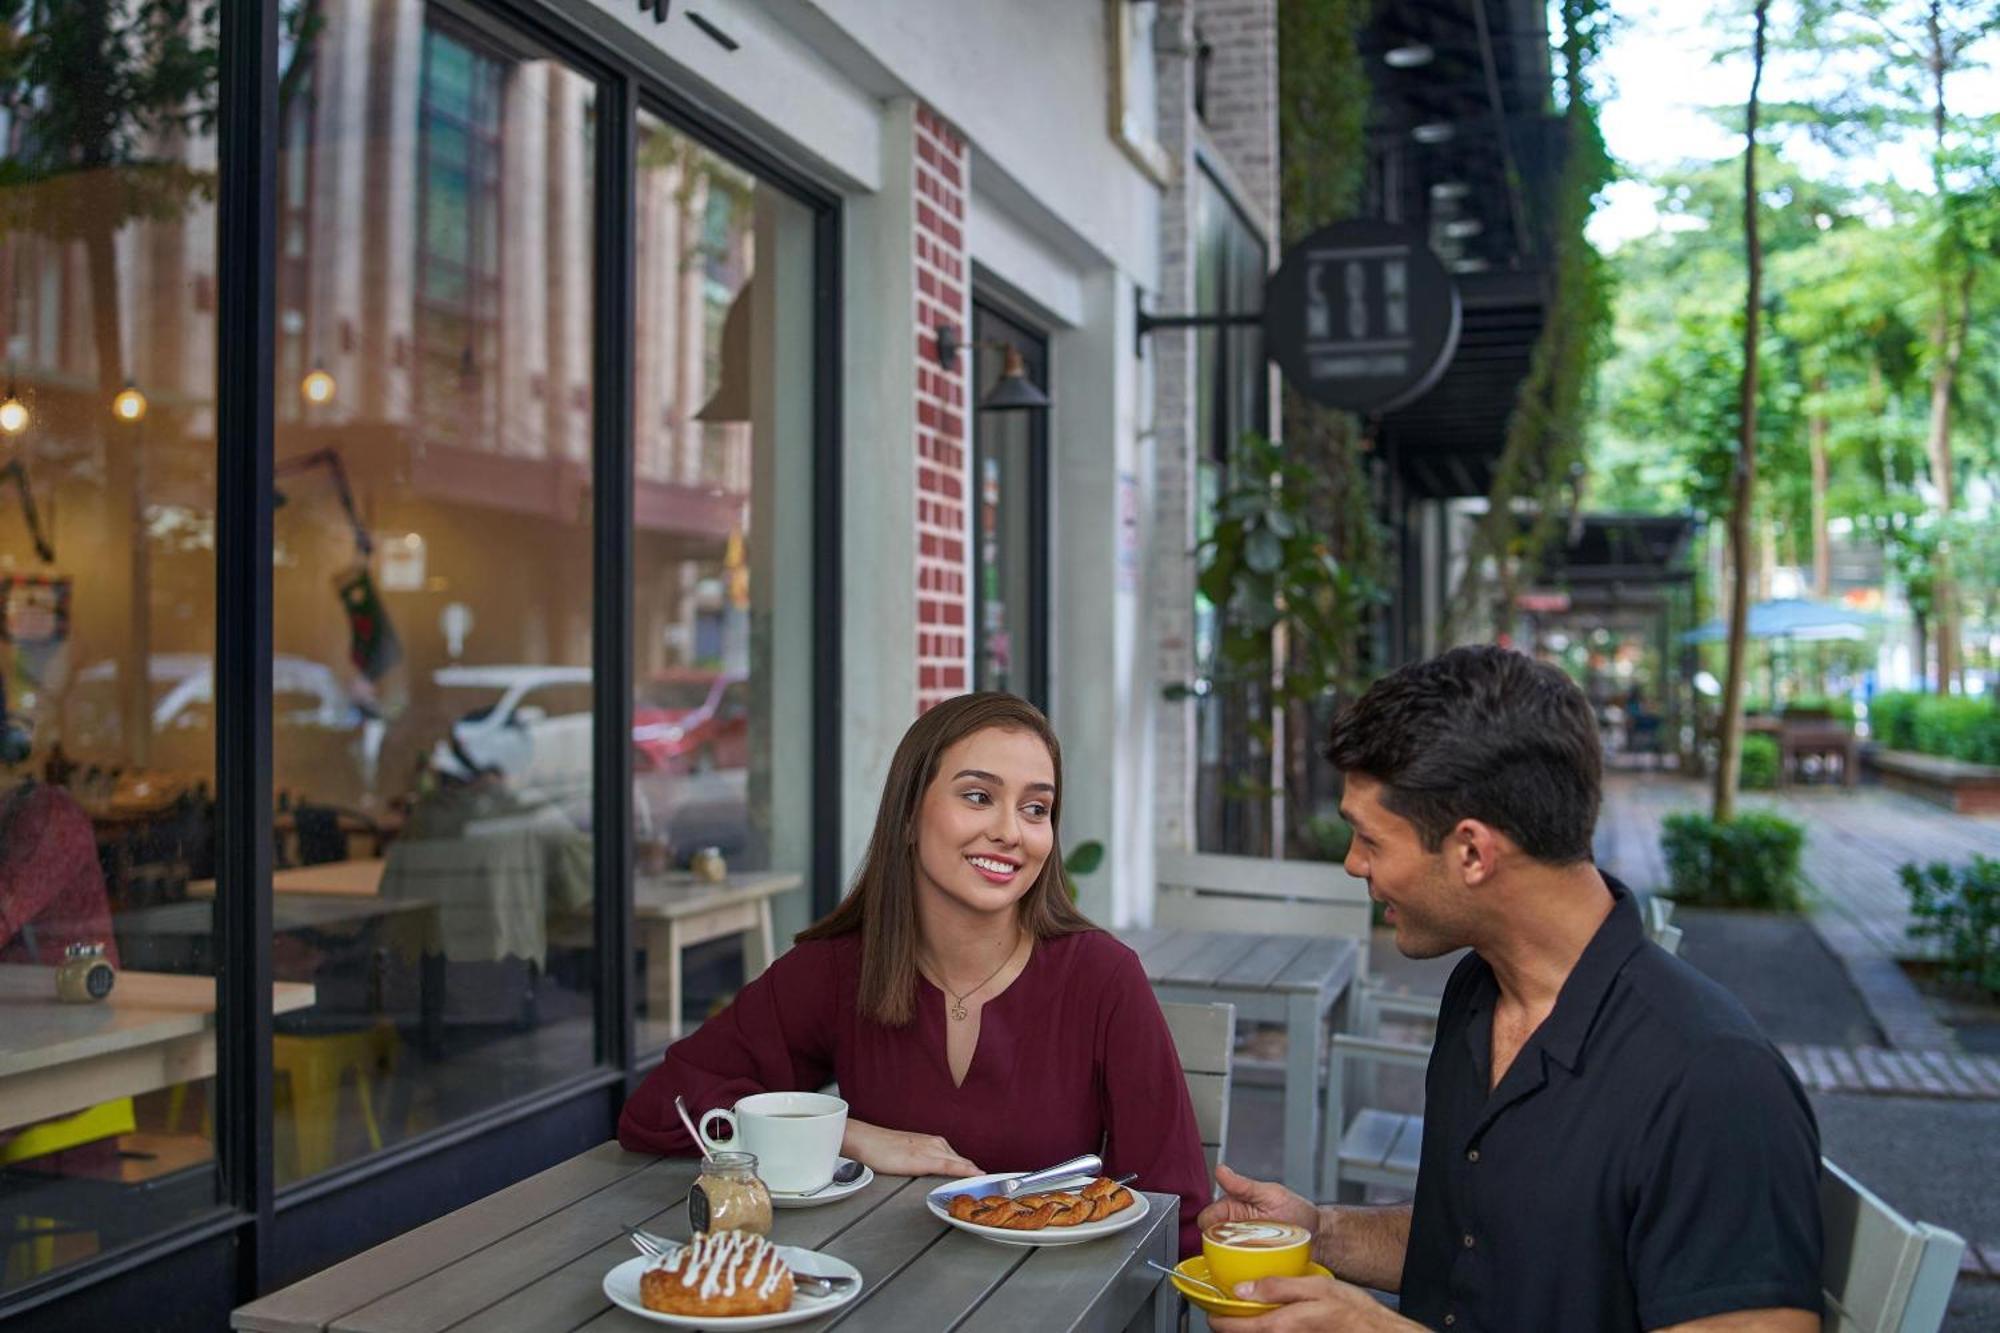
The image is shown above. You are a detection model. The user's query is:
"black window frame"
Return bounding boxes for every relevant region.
[0,0,842,1322]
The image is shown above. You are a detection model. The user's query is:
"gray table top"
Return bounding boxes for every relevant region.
[233,1143,1180,1333]
[1113,927,1361,1003]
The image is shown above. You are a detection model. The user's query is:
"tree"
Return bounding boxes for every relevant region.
[1715,0,1771,824]
[1786,0,2000,690]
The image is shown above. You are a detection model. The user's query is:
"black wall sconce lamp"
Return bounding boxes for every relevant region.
[934,324,1051,412]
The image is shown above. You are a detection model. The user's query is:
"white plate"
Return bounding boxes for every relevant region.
[925,1172,1150,1248]
[768,1161,873,1209]
[602,1248,863,1329]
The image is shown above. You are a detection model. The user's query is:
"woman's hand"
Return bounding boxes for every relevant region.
[1198,1163,1320,1238]
[842,1120,982,1178]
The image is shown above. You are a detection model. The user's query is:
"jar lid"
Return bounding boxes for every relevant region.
[702,1150,760,1173]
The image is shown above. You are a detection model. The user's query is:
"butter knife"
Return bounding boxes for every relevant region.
[927,1153,1102,1205]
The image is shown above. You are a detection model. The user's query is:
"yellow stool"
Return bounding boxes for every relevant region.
[273,1025,399,1181]
[1,1098,136,1280]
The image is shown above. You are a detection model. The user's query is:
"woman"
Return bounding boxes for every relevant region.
[618,692,1208,1255]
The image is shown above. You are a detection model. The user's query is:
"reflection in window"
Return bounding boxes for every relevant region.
[0,0,225,1290]
[1193,169,1272,855]
[268,3,599,1188]
[971,305,1049,705]
[630,112,815,1053]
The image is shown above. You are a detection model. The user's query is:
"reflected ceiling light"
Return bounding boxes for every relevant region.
[1430,180,1470,200]
[0,388,26,436]
[112,381,148,422]
[1384,43,1434,68]
[1442,218,1485,239]
[934,325,1051,413]
[1452,257,1491,274]
[1411,122,1456,145]
[301,363,338,405]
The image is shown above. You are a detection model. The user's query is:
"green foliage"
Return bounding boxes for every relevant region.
[1298,812,1353,864]
[1782,695,1856,723]
[1902,855,2000,995]
[1739,733,1780,790]
[1661,810,1807,911]
[1869,692,2000,764]
[1196,433,1383,711]
[1061,839,1104,902]
[1909,698,2000,766]
[1867,691,1920,749]
[1446,0,1613,636]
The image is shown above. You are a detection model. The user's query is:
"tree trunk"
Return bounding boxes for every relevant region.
[1714,0,1768,824]
[1809,395,1830,596]
[1922,0,1964,694]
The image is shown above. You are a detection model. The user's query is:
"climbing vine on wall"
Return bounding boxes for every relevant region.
[1443,0,1615,642]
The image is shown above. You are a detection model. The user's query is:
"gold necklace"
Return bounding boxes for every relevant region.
[930,935,1023,1021]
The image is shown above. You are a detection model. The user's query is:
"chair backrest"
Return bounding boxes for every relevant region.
[1155,850,1373,948]
[1820,1157,1965,1333]
[1161,1000,1235,1177]
[1653,923,1684,957]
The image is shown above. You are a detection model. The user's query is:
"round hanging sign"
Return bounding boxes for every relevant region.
[1261,219,1462,413]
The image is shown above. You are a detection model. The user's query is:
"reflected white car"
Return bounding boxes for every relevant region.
[430,665,595,809]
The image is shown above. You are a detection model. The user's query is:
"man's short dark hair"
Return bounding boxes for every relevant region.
[1325,646,1601,863]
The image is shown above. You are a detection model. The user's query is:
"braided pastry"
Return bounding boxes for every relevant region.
[945,1177,1135,1231]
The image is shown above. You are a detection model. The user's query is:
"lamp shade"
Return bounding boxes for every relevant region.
[979,344,1050,412]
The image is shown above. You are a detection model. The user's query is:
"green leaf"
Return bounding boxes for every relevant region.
[1245,528,1283,574]
[1064,840,1105,876]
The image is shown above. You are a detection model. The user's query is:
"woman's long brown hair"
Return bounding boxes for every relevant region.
[797,692,1096,1026]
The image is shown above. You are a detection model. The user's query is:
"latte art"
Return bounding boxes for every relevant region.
[1204,1220,1312,1250]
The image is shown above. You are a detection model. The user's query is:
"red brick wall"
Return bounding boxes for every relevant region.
[913,104,970,714]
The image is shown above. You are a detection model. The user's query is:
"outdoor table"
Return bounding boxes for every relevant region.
[0,968,316,1132]
[1114,927,1362,1196]
[187,859,388,899]
[231,1141,1181,1332]
[629,871,805,1037]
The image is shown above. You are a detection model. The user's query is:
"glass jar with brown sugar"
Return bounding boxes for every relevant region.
[689,1151,773,1236]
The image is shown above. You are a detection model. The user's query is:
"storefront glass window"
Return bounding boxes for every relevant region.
[970,305,1048,704]
[1192,167,1271,855]
[0,0,226,1288]
[268,4,600,1186]
[630,111,816,1051]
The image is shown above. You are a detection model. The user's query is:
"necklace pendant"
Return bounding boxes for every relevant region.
[950,999,968,1021]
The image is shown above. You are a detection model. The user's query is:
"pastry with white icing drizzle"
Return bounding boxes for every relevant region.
[638,1230,796,1317]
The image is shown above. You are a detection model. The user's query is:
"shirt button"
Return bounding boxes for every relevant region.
[1466,1149,1480,1163]
[1463,1233,1476,1248]
[1444,1316,1457,1327]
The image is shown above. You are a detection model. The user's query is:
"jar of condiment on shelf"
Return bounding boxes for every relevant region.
[689,1151,772,1236]
[690,846,728,883]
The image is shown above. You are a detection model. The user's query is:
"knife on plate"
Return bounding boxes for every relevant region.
[927,1153,1103,1205]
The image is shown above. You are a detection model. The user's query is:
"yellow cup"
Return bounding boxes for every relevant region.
[1201,1220,1314,1292]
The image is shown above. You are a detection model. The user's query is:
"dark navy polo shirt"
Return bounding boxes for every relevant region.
[1399,878,1823,1332]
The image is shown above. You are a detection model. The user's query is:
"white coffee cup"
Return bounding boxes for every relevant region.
[698,1091,848,1193]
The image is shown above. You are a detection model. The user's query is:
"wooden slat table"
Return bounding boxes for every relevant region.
[1114,927,1362,1197]
[232,1142,1180,1332]
[0,969,317,1132]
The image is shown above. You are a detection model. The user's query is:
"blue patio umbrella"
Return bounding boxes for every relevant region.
[1681,598,1882,645]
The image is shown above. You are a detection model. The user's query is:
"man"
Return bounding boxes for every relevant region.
[1205,647,1821,1333]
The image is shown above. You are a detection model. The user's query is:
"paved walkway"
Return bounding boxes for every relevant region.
[1597,771,2000,1052]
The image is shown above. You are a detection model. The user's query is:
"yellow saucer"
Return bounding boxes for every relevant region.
[1169,1256,1335,1316]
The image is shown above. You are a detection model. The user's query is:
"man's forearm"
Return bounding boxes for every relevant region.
[1314,1203,1411,1293]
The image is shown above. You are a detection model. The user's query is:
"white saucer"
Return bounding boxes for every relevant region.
[767,1161,873,1209]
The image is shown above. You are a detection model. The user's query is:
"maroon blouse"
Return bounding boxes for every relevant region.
[619,928,1209,1256]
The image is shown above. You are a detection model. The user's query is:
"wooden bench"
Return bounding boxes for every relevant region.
[1866,749,2000,816]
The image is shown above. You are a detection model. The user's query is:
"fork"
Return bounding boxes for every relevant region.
[629,1230,855,1297]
